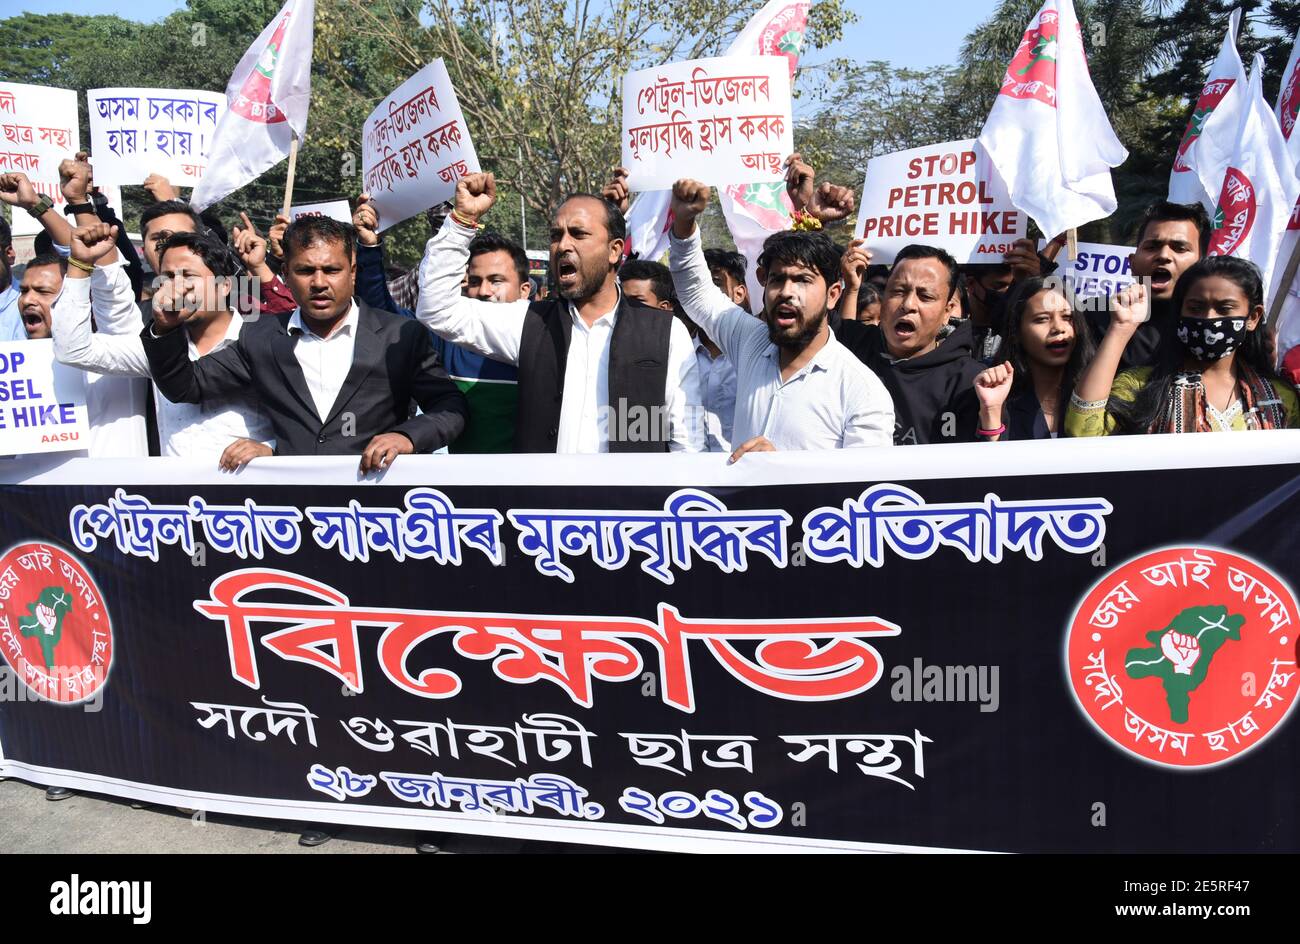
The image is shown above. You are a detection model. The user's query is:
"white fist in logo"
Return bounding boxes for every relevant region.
[1161,630,1200,675]
[35,603,58,635]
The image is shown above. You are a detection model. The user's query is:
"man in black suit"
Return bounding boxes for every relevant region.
[143,215,467,471]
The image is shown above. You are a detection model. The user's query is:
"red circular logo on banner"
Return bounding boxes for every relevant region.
[1066,547,1299,768]
[0,542,113,704]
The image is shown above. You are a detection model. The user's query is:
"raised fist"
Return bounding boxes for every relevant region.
[151,275,202,331]
[352,193,380,246]
[1160,630,1200,675]
[670,179,710,238]
[1110,281,1150,331]
[974,361,1015,411]
[454,172,497,225]
[59,151,93,204]
[808,182,855,223]
[602,166,631,213]
[70,221,119,266]
[35,602,58,635]
[0,172,39,210]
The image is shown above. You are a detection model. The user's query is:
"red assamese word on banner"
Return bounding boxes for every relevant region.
[194,568,899,714]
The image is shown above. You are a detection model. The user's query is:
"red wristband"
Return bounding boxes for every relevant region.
[976,425,1006,438]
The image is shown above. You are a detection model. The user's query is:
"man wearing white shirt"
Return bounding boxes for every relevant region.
[52,223,274,468]
[418,173,701,453]
[667,178,895,461]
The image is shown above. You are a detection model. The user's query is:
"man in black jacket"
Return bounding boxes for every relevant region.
[142,216,467,471]
[1083,201,1208,369]
[837,244,983,445]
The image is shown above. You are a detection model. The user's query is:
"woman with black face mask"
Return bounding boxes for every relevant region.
[1065,256,1299,435]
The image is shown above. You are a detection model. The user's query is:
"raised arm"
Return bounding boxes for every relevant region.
[353,193,411,317]
[141,281,254,404]
[415,173,529,363]
[666,178,760,358]
[1069,282,1147,410]
[53,222,150,377]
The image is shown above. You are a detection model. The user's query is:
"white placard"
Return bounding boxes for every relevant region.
[87,88,227,189]
[0,341,89,456]
[0,83,80,237]
[362,60,480,233]
[853,139,1026,265]
[290,200,352,223]
[621,55,793,191]
[1064,241,1136,297]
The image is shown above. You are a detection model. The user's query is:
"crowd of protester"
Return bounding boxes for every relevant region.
[3,146,1299,477]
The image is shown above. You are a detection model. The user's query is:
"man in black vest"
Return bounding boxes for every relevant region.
[417,173,701,453]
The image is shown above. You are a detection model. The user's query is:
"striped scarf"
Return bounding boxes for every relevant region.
[1151,365,1286,433]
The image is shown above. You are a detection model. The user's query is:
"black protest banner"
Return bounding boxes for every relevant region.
[1,436,1297,852]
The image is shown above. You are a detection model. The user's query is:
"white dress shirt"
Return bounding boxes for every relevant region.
[287,301,360,421]
[52,267,274,457]
[694,339,737,452]
[418,216,702,452]
[669,227,895,450]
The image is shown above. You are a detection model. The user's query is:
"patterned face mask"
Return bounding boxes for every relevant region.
[1176,315,1249,361]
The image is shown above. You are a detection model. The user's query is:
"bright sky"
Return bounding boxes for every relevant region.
[16,0,995,72]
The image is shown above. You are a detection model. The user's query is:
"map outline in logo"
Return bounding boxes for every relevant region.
[1064,545,1299,770]
[0,541,113,705]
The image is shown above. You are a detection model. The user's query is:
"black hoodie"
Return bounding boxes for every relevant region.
[836,318,984,445]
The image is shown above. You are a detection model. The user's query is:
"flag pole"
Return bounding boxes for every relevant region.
[1268,236,1300,326]
[280,133,300,219]
[1066,228,1078,265]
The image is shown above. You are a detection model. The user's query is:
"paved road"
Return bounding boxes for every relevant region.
[0,778,621,854]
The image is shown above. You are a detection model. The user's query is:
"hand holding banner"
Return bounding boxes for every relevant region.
[361,60,480,233]
[621,56,793,192]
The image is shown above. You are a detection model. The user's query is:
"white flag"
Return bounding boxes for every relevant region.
[625,0,810,303]
[1275,24,1300,166]
[976,0,1127,240]
[190,0,315,211]
[717,0,810,309]
[1206,56,1300,302]
[1271,25,1300,357]
[1168,9,1246,210]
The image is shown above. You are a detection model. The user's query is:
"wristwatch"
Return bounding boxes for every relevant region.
[25,194,54,219]
[63,201,95,216]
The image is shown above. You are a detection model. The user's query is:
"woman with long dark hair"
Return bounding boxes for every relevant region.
[972,277,1095,440]
[1065,256,1299,435]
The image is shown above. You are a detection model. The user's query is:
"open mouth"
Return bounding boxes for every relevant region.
[1045,338,1071,355]
[556,258,579,287]
[891,316,917,341]
[773,305,798,329]
[1149,267,1172,292]
[21,311,43,327]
